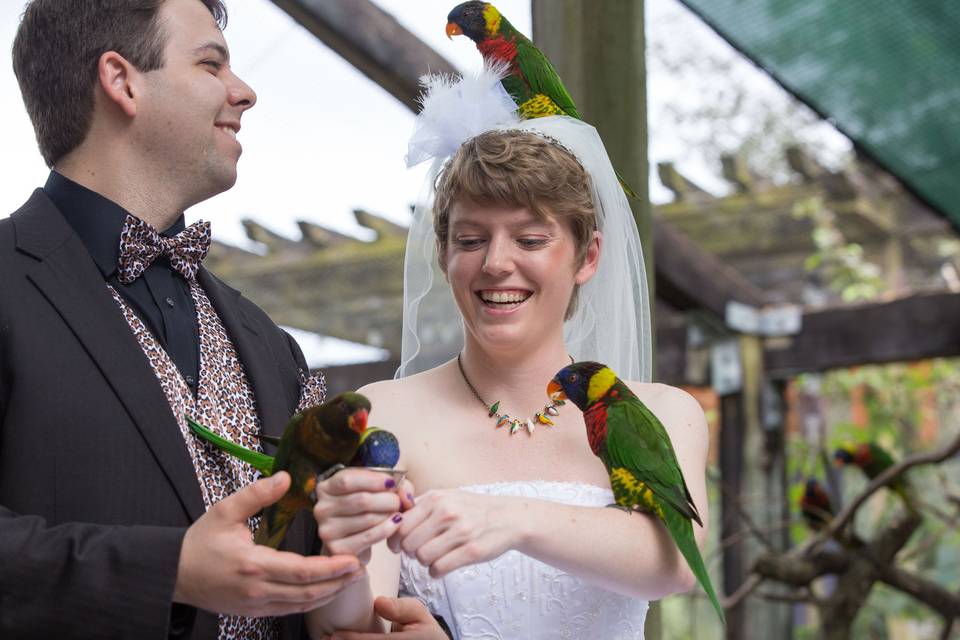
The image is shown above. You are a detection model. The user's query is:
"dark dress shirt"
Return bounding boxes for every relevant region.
[43,171,200,391]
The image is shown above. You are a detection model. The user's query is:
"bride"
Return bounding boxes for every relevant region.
[308,70,711,640]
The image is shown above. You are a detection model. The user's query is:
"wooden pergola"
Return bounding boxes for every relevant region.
[219,1,960,638]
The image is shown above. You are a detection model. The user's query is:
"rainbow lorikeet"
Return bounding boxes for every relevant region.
[445,1,639,198]
[833,442,911,505]
[187,392,377,549]
[800,478,834,532]
[548,362,724,624]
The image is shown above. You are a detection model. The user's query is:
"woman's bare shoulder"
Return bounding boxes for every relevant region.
[358,364,455,416]
[625,382,708,441]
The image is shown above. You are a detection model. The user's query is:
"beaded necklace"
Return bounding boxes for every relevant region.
[456,353,570,436]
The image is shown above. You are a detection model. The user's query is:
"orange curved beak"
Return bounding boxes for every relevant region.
[446,22,463,39]
[348,409,369,435]
[547,379,566,402]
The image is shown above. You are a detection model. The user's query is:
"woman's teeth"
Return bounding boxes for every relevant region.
[480,291,530,307]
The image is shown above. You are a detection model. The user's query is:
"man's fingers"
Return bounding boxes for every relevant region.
[218,472,290,522]
[261,568,366,606]
[256,549,360,585]
[373,596,434,625]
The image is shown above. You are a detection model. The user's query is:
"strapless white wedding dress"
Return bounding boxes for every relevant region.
[400,481,648,639]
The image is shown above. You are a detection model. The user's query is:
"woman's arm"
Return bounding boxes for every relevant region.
[391,385,710,600]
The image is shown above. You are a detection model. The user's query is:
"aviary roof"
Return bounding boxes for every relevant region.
[678,0,960,232]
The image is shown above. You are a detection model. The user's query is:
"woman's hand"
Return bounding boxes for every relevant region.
[313,468,414,564]
[327,596,451,640]
[388,490,525,578]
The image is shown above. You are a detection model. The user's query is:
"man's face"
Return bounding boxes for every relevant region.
[136,0,256,206]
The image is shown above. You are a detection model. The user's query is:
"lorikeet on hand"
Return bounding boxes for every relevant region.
[834,442,912,506]
[800,478,834,532]
[187,392,372,549]
[548,362,724,624]
[445,1,639,198]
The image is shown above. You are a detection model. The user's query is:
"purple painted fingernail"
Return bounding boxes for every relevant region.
[385,478,396,489]
[407,492,416,506]
[392,513,403,524]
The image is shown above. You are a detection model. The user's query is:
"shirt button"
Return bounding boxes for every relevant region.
[165,297,175,308]
[185,375,196,387]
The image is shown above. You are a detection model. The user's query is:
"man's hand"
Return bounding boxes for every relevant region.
[328,597,450,640]
[174,472,364,617]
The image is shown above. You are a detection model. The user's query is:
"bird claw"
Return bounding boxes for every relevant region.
[605,503,635,514]
[310,464,347,502]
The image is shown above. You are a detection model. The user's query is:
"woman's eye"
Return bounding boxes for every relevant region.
[454,238,483,249]
[518,237,549,248]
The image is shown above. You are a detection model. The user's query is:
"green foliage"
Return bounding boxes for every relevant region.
[792,197,885,302]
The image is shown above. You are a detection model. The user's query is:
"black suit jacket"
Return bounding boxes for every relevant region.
[0,190,315,639]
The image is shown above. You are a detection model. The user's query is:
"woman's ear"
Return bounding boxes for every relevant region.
[98,51,138,118]
[574,231,601,285]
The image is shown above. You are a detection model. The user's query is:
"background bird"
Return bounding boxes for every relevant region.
[548,361,724,624]
[834,442,912,506]
[445,0,639,198]
[800,477,835,532]
[187,392,375,548]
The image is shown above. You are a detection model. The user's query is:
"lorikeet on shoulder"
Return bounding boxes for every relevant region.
[187,392,395,549]
[446,1,639,198]
[548,361,724,624]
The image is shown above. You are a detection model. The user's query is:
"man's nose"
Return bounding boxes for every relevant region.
[227,69,257,111]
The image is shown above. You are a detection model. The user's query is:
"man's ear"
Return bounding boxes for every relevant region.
[97,51,138,118]
[574,231,601,285]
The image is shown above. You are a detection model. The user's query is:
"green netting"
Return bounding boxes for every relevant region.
[677,0,960,231]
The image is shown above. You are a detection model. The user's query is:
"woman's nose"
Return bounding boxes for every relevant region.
[482,238,514,276]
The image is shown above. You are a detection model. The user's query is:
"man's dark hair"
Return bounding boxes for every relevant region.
[12,0,228,167]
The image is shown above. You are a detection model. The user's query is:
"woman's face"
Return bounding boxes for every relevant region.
[442,200,599,352]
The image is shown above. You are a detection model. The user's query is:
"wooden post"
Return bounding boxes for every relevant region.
[531,0,653,308]
[530,1,657,635]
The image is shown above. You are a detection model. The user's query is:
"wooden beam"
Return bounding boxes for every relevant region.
[653,217,768,316]
[269,0,456,111]
[765,291,960,378]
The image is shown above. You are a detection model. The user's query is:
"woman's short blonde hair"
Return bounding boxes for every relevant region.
[433,130,597,318]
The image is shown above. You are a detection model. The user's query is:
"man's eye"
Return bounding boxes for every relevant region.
[202,60,222,71]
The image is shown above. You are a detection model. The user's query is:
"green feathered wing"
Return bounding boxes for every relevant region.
[603,391,724,624]
[501,25,638,198]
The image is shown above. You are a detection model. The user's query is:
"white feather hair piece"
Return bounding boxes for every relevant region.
[405,61,520,168]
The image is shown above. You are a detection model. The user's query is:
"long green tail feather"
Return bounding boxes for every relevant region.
[185,416,275,476]
[665,508,726,625]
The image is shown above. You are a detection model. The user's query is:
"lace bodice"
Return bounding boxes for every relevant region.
[400,481,648,639]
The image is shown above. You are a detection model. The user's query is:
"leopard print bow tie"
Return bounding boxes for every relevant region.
[117,214,211,284]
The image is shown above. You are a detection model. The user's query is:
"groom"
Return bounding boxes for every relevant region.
[0,1,368,637]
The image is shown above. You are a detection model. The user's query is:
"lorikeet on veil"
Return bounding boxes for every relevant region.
[445,1,639,198]
[548,362,725,624]
[186,392,376,548]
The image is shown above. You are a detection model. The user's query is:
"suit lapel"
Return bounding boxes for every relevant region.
[198,269,291,437]
[15,191,206,521]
